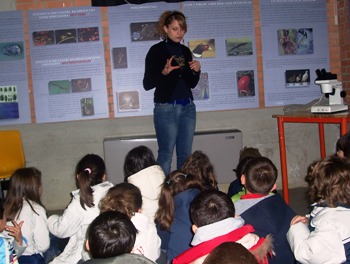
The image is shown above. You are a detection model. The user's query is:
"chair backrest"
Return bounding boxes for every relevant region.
[0,130,25,180]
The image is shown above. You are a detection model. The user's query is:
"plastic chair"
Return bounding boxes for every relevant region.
[0,130,25,199]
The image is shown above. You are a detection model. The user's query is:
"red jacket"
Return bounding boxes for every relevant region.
[172,224,272,264]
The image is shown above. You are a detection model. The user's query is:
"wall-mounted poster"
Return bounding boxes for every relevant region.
[260,0,329,107]
[27,7,109,123]
[0,11,31,125]
[108,0,258,118]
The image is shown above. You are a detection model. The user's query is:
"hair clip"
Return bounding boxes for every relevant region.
[166,180,171,185]
[183,174,187,178]
[84,168,92,174]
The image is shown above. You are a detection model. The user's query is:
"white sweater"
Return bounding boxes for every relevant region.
[127,165,165,221]
[47,181,113,264]
[131,212,161,261]
[6,200,49,256]
[287,206,350,264]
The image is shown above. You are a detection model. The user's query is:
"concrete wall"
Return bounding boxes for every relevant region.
[0,0,342,210]
[2,107,339,210]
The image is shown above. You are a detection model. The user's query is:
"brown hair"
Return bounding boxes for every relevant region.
[155,170,202,230]
[75,154,106,210]
[99,183,142,219]
[4,167,44,221]
[239,146,262,161]
[243,157,277,195]
[203,242,258,264]
[157,10,187,39]
[306,156,350,207]
[181,150,218,190]
[336,132,350,157]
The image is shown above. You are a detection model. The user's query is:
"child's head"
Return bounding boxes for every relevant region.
[123,145,157,181]
[306,156,350,207]
[203,242,258,264]
[190,190,235,228]
[239,146,262,161]
[155,170,202,230]
[75,154,106,210]
[86,211,137,259]
[5,167,43,220]
[99,183,142,219]
[335,132,350,158]
[181,150,218,190]
[241,157,278,195]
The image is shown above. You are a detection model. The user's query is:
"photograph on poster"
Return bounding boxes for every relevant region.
[112,47,128,69]
[71,78,92,92]
[189,39,215,58]
[226,37,253,56]
[278,28,314,55]
[77,27,100,42]
[48,80,71,95]
[55,28,78,44]
[32,31,55,46]
[192,72,209,100]
[117,91,140,112]
[81,97,94,116]
[0,85,19,119]
[237,70,255,97]
[285,69,310,88]
[0,42,24,61]
[130,22,159,41]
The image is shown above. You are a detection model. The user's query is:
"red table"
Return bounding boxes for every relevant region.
[273,111,350,204]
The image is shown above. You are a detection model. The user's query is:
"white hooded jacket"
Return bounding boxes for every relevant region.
[131,212,161,261]
[127,165,165,221]
[47,181,113,264]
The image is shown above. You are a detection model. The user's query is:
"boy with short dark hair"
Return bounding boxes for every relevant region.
[173,190,272,264]
[234,157,296,264]
[84,211,155,264]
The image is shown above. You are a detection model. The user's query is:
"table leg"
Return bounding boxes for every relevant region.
[340,119,348,135]
[277,118,289,204]
[318,123,326,158]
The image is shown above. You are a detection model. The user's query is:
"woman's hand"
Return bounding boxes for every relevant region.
[189,60,201,73]
[6,220,24,246]
[162,56,180,75]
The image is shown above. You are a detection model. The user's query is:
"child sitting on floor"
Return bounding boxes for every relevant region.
[84,211,156,264]
[172,190,273,264]
[287,156,350,263]
[99,182,161,262]
[227,146,262,200]
[0,197,26,264]
[155,170,202,263]
[124,146,165,221]
[233,157,296,264]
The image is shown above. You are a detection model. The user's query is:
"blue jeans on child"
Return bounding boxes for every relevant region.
[154,100,196,176]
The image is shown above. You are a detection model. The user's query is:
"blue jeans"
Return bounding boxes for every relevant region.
[154,101,196,176]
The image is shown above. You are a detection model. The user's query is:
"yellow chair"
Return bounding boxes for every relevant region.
[0,130,25,199]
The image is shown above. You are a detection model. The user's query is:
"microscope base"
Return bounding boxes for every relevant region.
[311,104,348,113]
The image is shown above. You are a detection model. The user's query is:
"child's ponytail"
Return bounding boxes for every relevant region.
[78,168,94,209]
[75,154,106,210]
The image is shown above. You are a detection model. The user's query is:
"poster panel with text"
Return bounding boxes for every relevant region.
[108,2,180,117]
[0,11,31,125]
[28,7,109,123]
[109,0,258,118]
[183,0,258,111]
[260,0,329,107]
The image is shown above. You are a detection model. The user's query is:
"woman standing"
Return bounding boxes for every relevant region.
[143,10,201,176]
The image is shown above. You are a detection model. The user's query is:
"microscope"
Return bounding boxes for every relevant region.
[311,69,348,113]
